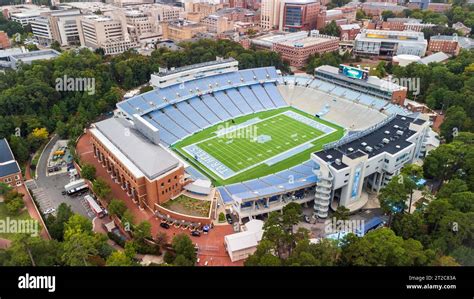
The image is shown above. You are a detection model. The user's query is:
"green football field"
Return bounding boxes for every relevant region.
[172,107,344,186]
[197,114,324,172]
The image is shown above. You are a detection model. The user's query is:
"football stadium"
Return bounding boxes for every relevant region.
[88,58,434,224]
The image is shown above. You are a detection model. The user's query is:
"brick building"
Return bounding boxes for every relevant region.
[273,32,339,68]
[0,31,10,49]
[89,117,186,212]
[428,35,461,56]
[0,138,22,188]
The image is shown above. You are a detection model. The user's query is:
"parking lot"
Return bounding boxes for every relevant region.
[27,136,93,219]
[45,140,74,177]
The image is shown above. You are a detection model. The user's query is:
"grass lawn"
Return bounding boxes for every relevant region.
[172,107,344,185]
[161,195,211,218]
[0,202,34,240]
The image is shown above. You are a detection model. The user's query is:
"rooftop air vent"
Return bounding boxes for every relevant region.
[383,138,390,144]
[348,147,354,152]
[384,131,390,134]
[393,125,399,129]
[361,142,367,147]
[365,146,373,152]
[401,117,406,120]
[396,145,401,149]
[227,80,231,84]
[335,159,341,165]
[396,130,404,136]
[253,76,257,80]
[240,78,244,81]
[326,155,333,159]
[266,74,270,78]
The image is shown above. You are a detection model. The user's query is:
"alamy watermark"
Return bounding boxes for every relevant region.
[55,75,96,95]
[381,76,421,96]
[0,217,39,237]
[325,217,365,236]
[216,123,258,141]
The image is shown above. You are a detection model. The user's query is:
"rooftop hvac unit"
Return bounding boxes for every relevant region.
[365,146,373,152]
[401,117,406,120]
[395,145,401,149]
[396,130,404,135]
[326,155,333,159]
[361,142,367,147]
[393,125,399,129]
[348,147,354,152]
[335,159,341,165]
[383,138,390,144]
[384,130,390,134]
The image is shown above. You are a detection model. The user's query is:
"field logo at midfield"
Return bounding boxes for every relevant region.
[216,123,258,141]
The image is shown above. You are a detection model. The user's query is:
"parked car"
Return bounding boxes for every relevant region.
[160,222,170,229]
[225,214,233,224]
[191,230,201,237]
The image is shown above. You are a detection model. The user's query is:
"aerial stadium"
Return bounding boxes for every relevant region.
[86,57,434,224]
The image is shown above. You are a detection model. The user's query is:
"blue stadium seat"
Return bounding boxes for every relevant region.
[343,90,361,101]
[243,179,270,190]
[239,69,257,82]
[201,94,232,121]
[146,115,178,144]
[238,86,264,112]
[318,82,336,92]
[358,94,375,106]
[252,68,270,81]
[266,67,278,79]
[261,174,288,186]
[217,187,234,203]
[162,106,200,132]
[225,183,250,195]
[214,91,242,117]
[226,89,254,114]
[251,84,276,109]
[127,95,154,112]
[117,101,138,117]
[189,97,221,124]
[150,110,188,139]
[264,83,287,107]
[176,101,210,128]
[331,87,346,96]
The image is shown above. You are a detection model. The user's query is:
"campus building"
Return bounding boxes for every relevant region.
[279,0,320,32]
[161,20,208,41]
[0,138,22,188]
[354,29,428,57]
[78,15,139,55]
[89,117,186,212]
[272,31,339,68]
